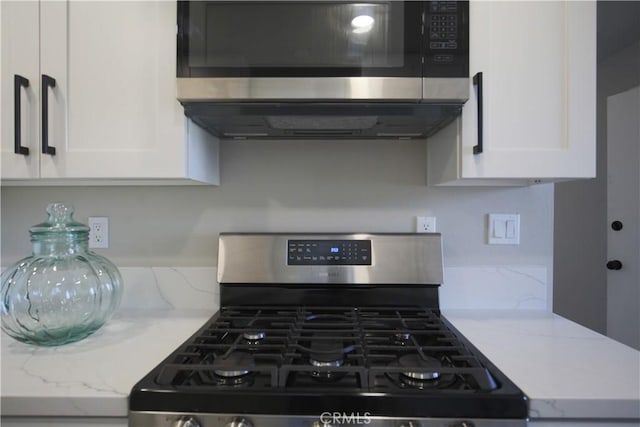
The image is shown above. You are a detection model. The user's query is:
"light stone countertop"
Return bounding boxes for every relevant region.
[442,310,640,421]
[1,267,219,418]
[1,267,639,423]
[1,309,212,417]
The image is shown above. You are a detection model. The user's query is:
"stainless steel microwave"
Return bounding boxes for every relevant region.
[176,1,470,140]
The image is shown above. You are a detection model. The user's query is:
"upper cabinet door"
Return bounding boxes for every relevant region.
[427,1,596,185]
[53,1,188,180]
[2,1,218,185]
[1,1,41,179]
[39,0,69,179]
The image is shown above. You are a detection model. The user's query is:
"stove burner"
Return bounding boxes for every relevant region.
[306,333,351,381]
[398,354,442,380]
[307,332,351,361]
[398,373,458,390]
[214,369,250,378]
[243,331,266,341]
[212,352,255,378]
[308,346,346,377]
[384,354,459,390]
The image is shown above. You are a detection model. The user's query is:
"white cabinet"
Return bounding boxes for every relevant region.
[1,1,66,180]
[427,1,596,186]
[1,1,219,185]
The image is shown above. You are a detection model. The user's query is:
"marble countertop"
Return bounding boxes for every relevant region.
[1,267,219,418]
[3,309,639,421]
[1,309,212,417]
[1,267,638,421]
[442,310,640,421]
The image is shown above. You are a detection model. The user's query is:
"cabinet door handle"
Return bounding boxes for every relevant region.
[41,74,56,155]
[14,74,30,155]
[472,72,484,155]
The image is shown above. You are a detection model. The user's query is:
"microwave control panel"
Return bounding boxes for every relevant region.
[425,1,469,77]
[287,240,372,266]
[428,1,459,51]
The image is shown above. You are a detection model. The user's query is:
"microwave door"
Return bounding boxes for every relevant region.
[177,1,424,81]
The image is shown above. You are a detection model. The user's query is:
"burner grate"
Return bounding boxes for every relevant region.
[154,306,500,392]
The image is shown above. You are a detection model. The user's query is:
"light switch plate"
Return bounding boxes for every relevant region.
[488,213,520,245]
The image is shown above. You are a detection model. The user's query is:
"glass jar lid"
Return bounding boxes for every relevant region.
[29,203,89,236]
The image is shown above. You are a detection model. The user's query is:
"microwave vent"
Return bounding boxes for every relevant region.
[267,116,378,130]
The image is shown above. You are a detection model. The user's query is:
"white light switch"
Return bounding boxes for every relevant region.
[488,214,520,245]
[493,219,506,238]
[506,220,517,239]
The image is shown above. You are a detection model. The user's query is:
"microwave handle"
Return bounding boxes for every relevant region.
[14,75,30,156]
[41,74,57,155]
[472,72,483,155]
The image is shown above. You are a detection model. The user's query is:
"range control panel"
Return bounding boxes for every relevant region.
[288,240,372,266]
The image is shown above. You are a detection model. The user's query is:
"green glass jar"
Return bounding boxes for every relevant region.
[1,203,123,346]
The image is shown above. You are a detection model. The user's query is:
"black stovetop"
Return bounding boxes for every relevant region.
[130,306,527,419]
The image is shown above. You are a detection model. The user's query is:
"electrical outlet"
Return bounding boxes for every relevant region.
[89,217,109,249]
[416,216,436,233]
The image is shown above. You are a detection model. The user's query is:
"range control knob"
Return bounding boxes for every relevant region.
[449,422,476,427]
[225,418,254,427]
[174,417,202,427]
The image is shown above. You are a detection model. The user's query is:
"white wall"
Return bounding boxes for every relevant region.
[1,140,554,284]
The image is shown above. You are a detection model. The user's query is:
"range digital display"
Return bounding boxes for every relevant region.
[288,240,371,266]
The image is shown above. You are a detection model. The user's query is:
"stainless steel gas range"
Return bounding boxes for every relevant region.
[129,233,527,427]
